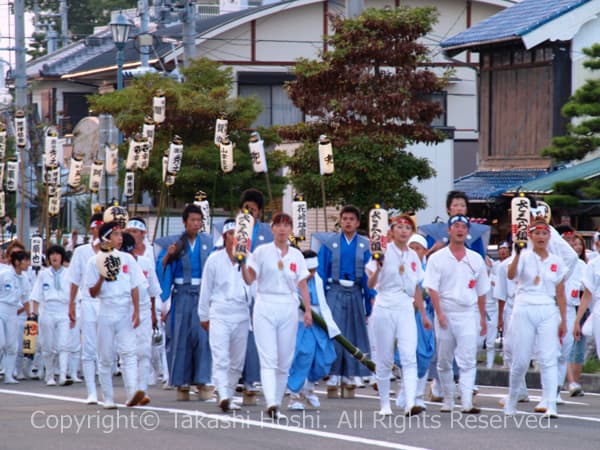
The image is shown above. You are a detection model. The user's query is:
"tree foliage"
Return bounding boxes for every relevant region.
[280,7,448,219]
[25,0,137,41]
[87,58,287,212]
[542,44,600,161]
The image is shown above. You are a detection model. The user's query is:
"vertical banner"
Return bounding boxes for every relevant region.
[15,110,27,148]
[67,154,84,188]
[44,128,59,166]
[163,154,175,187]
[233,210,255,261]
[105,144,119,176]
[138,138,151,170]
[124,171,135,198]
[48,190,61,216]
[0,163,4,187]
[318,135,334,175]
[214,116,228,146]
[219,136,234,173]
[193,191,211,233]
[511,194,531,248]
[126,134,144,170]
[44,165,60,187]
[248,132,267,173]
[5,159,18,191]
[30,235,43,271]
[143,116,155,150]
[369,205,388,261]
[292,197,308,241]
[0,123,6,159]
[89,160,104,193]
[0,191,5,218]
[167,135,184,175]
[153,90,166,124]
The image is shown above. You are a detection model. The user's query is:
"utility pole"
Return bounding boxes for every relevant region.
[60,0,68,47]
[140,0,150,68]
[14,0,31,242]
[182,0,196,67]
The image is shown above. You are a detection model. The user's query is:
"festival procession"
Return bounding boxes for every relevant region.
[5,2,600,448]
[1,95,598,421]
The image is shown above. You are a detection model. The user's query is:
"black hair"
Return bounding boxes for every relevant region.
[10,250,30,266]
[46,245,66,263]
[182,204,203,222]
[446,190,469,211]
[89,213,104,227]
[340,205,360,221]
[121,232,136,253]
[240,188,265,211]
[98,222,120,241]
[302,249,318,259]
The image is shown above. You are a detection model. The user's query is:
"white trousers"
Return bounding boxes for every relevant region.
[136,308,153,392]
[435,308,478,410]
[81,299,99,398]
[485,301,498,369]
[253,300,298,408]
[209,317,249,400]
[507,303,559,413]
[97,307,138,403]
[0,304,18,381]
[40,311,70,380]
[557,305,576,389]
[372,303,417,411]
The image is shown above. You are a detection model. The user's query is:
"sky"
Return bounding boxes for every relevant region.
[0,2,35,92]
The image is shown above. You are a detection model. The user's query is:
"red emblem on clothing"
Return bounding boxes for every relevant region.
[143,270,148,278]
[550,264,557,272]
[468,279,475,289]
[571,289,579,298]
[411,261,417,272]
[123,264,128,274]
[290,263,297,273]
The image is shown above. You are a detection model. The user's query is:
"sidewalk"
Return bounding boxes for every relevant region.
[477,366,600,393]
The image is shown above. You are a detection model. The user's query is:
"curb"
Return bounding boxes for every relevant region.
[476,367,600,393]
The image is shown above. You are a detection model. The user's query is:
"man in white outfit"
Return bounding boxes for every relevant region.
[30,245,72,386]
[69,213,103,404]
[424,215,490,414]
[199,219,250,412]
[86,221,145,409]
[122,231,161,405]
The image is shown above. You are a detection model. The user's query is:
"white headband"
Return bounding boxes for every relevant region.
[305,257,318,270]
[223,221,236,233]
[126,219,147,232]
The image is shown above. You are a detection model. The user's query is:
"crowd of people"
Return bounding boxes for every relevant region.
[0,188,598,420]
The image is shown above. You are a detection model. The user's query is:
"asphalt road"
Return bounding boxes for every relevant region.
[1,379,599,450]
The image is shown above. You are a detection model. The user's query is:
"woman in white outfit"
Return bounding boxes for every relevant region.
[366,214,431,417]
[30,246,72,386]
[241,212,312,420]
[505,219,567,418]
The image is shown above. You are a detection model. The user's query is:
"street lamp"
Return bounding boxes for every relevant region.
[110,12,132,91]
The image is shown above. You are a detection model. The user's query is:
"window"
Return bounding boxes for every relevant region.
[421,92,447,128]
[238,72,304,127]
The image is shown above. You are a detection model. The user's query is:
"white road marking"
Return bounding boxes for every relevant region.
[0,388,430,450]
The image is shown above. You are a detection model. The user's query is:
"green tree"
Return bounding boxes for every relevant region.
[543,44,600,161]
[87,58,287,212]
[541,44,600,215]
[26,0,137,41]
[281,7,448,219]
[27,32,47,59]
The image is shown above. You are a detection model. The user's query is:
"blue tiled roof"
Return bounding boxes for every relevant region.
[506,158,600,193]
[454,169,547,201]
[441,0,590,50]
